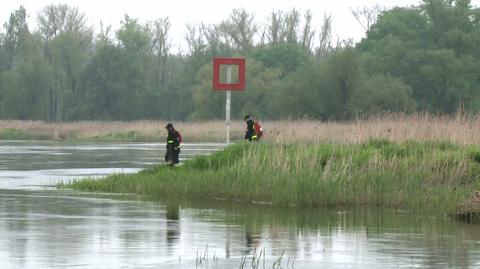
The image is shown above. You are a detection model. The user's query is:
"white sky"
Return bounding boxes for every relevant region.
[1,0,480,52]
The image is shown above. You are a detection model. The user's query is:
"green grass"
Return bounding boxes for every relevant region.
[0,128,50,140]
[60,139,480,213]
[0,128,152,142]
[91,131,145,142]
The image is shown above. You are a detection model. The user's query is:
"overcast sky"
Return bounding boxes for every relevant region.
[2,0,480,51]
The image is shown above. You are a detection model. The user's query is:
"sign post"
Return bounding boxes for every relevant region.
[212,58,246,144]
[225,65,232,144]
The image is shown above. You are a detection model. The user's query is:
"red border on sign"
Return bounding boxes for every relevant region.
[213,58,245,91]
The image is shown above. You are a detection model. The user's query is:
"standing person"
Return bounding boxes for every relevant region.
[244,115,257,142]
[164,123,182,166]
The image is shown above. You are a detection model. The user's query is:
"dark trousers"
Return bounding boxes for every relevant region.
[165,144,180,165]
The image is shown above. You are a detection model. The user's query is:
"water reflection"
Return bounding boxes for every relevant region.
[1,189,480,268]
[0,141,479,268]
[175,200,480,269]
[244,219,262,256]
[166,203,180,249]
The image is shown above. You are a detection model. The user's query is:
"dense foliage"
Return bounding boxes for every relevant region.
[1,0,479,121]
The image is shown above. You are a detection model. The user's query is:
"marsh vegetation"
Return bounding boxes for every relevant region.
[2,113,480,143]
[63,139,480,215]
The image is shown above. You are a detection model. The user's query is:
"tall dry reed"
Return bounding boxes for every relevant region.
[0,120,244,141]
[266,113,480,144]
[1,113,480,143]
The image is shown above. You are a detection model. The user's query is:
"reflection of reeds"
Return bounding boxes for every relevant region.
[196,245,209,267]
[63,139,480,213]
[2,112,480,143]
[192,245,287,269]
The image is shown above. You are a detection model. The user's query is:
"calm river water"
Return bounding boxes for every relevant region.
[0,141,479,269]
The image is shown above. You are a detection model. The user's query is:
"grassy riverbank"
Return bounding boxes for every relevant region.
[62,140,480,213]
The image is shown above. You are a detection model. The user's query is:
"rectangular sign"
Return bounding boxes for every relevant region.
[212,58,246,91]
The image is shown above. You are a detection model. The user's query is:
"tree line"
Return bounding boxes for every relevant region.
[0,0,479,122]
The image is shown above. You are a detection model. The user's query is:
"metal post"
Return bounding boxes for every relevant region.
[226,65,232,144]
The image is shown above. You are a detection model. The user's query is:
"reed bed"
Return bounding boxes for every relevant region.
[0,120,244,141]
[2,113,480,143]
[62,140,480,213]
[266,113,479,144]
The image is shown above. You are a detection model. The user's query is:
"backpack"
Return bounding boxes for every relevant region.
[175,130,183,143]
[254,121,263,138]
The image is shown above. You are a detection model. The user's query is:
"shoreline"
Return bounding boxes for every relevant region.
[59,140,480,219]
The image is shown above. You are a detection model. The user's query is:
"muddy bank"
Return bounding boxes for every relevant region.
[456,191,480,222]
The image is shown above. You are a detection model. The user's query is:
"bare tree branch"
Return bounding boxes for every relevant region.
[350,5,384,31]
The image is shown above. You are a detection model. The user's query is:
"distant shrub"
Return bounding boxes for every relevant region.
[0,128,31,140]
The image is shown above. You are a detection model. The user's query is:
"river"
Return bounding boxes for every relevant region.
[0,141,479,269]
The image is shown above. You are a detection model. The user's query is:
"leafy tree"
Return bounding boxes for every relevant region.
[270,62,325,119]
[421,0,480,55]
[0,41,6,72]
[269,47,362,120]
[360,0,480,113]
[74,39,123,120]
[152,55,195,120]
[2,6,28,69]
[36,4,93,121]
[235,58,282,118]
[413,49,476,112]
[50,31,91,120]
[113,16,153,119]
[0,32,50,119]
[1,2,480,121]
[350,75,416,115]
[190,63,223,119]
[251,43,310,77]
[323,48,362,118]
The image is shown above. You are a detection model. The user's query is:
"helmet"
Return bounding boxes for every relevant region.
[165,123,174,129]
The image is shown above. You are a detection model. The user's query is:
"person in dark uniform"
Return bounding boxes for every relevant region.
[244,115,257,142]
[165,123,182,166]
